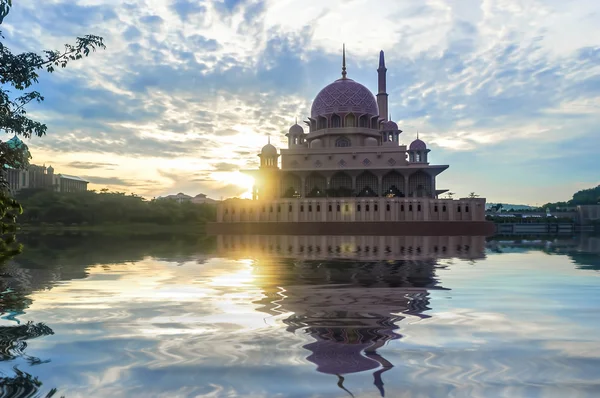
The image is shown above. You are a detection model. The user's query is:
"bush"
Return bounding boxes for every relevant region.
[16,190,217,226]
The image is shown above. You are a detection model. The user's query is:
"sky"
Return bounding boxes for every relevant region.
[2,0,600,204]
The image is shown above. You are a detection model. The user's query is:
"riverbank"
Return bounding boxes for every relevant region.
[17,223,207,235]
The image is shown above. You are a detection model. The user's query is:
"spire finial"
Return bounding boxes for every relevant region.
[342,44,347,79]
[268,135,271,144]
[379,50,386,70]
[295,117,298,125]
[417,130,419,139]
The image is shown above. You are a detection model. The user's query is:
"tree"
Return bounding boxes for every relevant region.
[445,192,455,200]
[468,192,480,198]
[1,0,105,258]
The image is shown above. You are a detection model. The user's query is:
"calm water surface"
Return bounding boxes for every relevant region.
[1,234,600,397]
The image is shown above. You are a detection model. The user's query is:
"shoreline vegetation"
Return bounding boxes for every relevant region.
[17,222,208,235]
[15,189,217,233]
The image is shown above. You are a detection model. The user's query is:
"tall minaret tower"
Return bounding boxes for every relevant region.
[377,50,389,121]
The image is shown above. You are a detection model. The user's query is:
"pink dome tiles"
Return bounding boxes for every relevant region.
[310,78,379,118]
[409,138,427,151]
[382,120,398,130]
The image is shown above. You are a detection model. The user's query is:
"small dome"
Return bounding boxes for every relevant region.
[365,137,378,147]
[311,78,378,118]
[261,143,278,156]
[47,165,54,172]
[382,120,398,131]
[289,123,304,135]
[409,138,427,151]
[310,139,323,149]
[7,135,27,150]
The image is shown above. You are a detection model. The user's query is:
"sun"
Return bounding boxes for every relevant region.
[211,171,255,199]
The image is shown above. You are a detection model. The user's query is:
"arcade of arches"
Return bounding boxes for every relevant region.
[278,170,434,199]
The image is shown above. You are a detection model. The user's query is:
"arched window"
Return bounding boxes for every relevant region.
[330,172,352,197]
[356,171,378,197]
[305,172,326,197]
[318,116,327,130]
[281,174,301,198]
[359,115,368,127]
[409,171,431,198]
[331,114,341,128]
[345,113,356,127]
[335,137,351,147]
[415,152,421,162]
[382,171,405,197]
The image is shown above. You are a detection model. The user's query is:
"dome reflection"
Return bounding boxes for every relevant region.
[216,235,486,396]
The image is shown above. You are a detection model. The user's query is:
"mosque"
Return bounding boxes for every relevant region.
[210,47,493,235]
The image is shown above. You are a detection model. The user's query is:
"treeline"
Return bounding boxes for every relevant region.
[16,189,217,226]
[543,185,600,210]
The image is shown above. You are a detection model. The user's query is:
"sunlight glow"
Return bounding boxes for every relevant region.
[211,171,254,199]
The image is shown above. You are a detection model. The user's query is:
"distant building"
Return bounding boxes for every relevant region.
[191,193,218,205]
[577,205,600,225]
[55,174,89,193]
[2,135,88,194]
[159,193,193,203]
[158,193,218,204]
[5,166,89,194]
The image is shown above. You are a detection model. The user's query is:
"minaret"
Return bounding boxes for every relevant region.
[377,50,389,121]
[341,44,347,79]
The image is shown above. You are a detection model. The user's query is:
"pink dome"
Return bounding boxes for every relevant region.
[409,138,427,150]
[382,120,398,131]
[261,143,277,156]
[311,78,378,118]
[288,123,304,135]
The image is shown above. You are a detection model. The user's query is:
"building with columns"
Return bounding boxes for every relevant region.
[2,135,88,194]
[213,48,491,232]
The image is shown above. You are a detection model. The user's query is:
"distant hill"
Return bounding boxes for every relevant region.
[486,203,537,211]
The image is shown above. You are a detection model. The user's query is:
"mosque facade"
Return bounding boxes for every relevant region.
[213,48,490,232]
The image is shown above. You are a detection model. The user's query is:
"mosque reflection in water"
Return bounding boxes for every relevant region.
[218,234,486,396]
[1,233,599,396]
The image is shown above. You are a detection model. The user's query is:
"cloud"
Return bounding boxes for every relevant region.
[3,0,600,202]
[67,161,118,170]
[212,162,239,172]
[172,0,207,21]
[83,176,132,186]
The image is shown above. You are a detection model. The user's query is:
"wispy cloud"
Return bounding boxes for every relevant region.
[3,0,599,203]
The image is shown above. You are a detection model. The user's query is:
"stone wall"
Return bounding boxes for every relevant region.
[216,234,487,260]
[217,197,487,223]
[207,221,495,236]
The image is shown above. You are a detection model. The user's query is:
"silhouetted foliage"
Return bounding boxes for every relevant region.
[0,367,58,398]
[543,185,600,210]
[0,0,105,261]
[16,190,217,226]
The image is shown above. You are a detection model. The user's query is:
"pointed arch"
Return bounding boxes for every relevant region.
[335,136,351,147]
[331,113,341,128]
[329,172,352,197]
[382,171,405,197]
[281,173,301,198]
[305,172,326,197]
[345,113,356,128]
[408,171,432,198]
[356,171,378,197]
[370,116,379,129]
[358,114,368,128]
[318,116,327,130]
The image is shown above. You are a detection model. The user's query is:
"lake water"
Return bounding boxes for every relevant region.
[1,233,600,397]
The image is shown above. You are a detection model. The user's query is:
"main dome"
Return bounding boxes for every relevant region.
[310,78,379,119]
